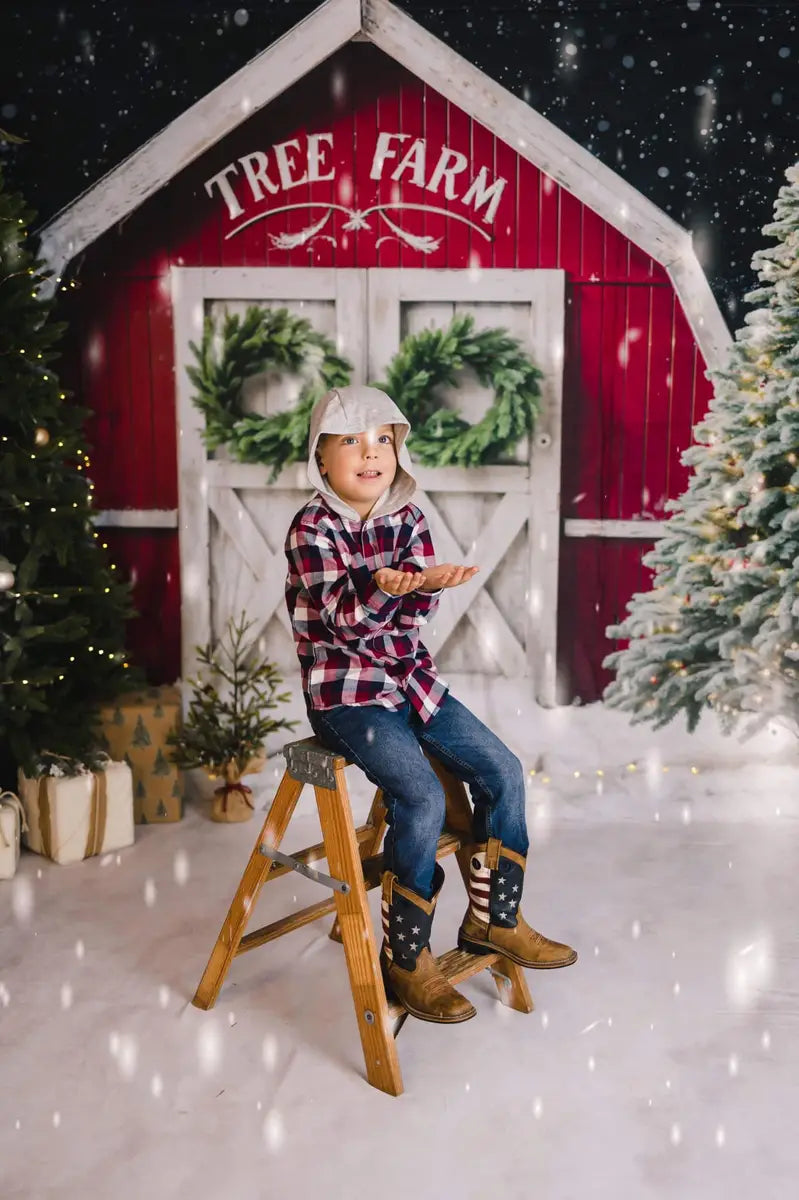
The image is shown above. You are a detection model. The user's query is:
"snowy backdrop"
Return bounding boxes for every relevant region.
[3,3,799,1197]
[2,0,799,321]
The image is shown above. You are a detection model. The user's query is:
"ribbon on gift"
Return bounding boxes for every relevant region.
[86,771,109,858]
[0,791,28,848]
[213,781,254,814]
[36,769,109,860]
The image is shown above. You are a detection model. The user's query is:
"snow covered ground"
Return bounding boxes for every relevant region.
[2,676,798,1199]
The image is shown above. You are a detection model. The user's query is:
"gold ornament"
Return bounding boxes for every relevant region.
[34,427,50,446]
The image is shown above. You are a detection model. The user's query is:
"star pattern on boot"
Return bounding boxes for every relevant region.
[483,856,525,929]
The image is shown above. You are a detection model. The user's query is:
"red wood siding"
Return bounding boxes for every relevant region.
[101,530,181,685]
[57,43,716,697]
[562,283,712,524]
[557,538,659,703]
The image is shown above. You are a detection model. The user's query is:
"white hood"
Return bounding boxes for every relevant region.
[306,384,418,521]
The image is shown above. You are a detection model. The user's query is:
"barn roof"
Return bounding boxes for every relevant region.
[36,0,730,367]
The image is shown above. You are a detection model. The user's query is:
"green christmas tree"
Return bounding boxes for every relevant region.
[167,611,298,776]
[604,161,799,738]
[0,161,139,782]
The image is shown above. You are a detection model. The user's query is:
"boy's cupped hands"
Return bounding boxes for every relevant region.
[374,563,479,595]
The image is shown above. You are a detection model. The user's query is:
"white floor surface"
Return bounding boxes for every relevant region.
[2,678,798,1200]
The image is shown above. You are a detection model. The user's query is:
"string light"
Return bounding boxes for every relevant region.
[525,761,697,784]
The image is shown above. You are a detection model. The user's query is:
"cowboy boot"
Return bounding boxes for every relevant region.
[457,838,578,969]
[380,861,477,1024]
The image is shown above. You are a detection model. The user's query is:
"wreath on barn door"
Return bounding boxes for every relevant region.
[187,305,352,483]
[188,307,542,477]
[374,313,543,467]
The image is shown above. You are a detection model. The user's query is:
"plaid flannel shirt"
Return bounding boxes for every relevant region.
[284,495,449,725]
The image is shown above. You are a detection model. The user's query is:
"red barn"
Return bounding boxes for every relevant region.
[38,0,730,705]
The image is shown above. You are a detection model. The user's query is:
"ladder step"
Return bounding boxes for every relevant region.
[361,830,463,888]
[238,895,337,954]
[385,947,503,1023]
[235,830,466,957]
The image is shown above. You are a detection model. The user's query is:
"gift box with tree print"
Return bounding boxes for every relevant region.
[96,686,184,823]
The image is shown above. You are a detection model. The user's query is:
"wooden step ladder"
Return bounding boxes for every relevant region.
[192,736,534,1096]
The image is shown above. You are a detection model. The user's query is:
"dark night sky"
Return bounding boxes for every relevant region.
[2,0,797,329]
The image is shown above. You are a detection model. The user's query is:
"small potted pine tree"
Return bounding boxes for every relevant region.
[168,612,298,822]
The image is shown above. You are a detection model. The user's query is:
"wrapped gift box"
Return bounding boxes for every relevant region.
[96,686,184,823]
[18,761,134,866]
[1,791,28,880]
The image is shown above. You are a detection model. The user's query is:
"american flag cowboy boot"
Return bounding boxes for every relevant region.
[380,861,476,1024]
[457,838,578,969]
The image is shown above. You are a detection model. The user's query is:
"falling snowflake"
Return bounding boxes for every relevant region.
[725,934,774,1008]
[11,876,34,924]
[173,850,190,885]
[263,1108,285,1151]
[197,1020,222,1075]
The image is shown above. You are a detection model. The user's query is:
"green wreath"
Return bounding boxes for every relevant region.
[374,313,543,467]
[187,305,352,483]
[188,307,542,476]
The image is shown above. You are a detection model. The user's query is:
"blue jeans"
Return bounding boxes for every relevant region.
[307,691,529,899]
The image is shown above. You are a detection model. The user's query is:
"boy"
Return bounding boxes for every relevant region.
[285,385,576,1024]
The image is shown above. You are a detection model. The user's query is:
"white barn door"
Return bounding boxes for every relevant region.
[172,266,564,705]
[172,268,367,686]
[367,269,564,705]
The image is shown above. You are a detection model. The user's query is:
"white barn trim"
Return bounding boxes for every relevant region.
[36,0,731,369]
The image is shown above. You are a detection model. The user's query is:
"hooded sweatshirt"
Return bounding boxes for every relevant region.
[284,385,449,725]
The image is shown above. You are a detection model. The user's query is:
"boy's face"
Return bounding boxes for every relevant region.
[316,423,398,518]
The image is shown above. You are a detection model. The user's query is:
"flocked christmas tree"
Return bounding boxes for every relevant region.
[0,160,139,783]
[604,161,799,738]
